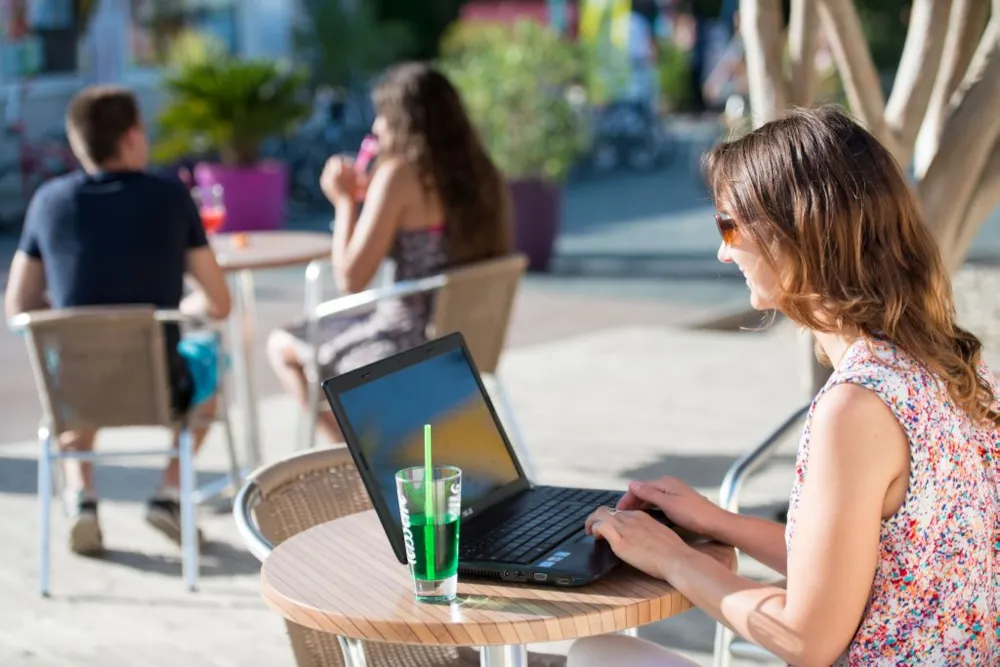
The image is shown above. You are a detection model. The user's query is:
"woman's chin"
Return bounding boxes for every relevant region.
[747,289,773,311]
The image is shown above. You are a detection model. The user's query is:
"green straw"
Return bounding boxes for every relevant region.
[423,424,436,582]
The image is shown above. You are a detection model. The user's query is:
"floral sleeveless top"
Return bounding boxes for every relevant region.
[785,338,1000,665]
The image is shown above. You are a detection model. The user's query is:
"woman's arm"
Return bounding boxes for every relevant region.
[325,157,411,294]
[701,511,788,575]
[591,383,908,666]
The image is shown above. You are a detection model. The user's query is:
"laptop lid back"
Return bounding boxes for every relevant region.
[322,333,529,564]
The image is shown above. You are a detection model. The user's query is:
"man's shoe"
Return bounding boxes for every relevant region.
[67,495,104,555]
[144,497,203,547]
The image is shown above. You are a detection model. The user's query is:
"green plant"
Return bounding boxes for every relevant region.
[155,56,310,167]
[439,20,585,182]
[656,39,692,112]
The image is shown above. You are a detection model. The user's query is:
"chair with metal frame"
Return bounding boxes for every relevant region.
[710,403,811,666]
[295,254,533,476]
[11,306,242,595]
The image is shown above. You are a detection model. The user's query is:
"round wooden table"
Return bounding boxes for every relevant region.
[261,510,736,667]
[209,231,330,472]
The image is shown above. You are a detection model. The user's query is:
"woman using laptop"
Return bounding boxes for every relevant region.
[267,62,511,444]
[572,107,1000,666]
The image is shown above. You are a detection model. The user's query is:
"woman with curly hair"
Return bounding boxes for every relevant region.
[267,62,511,443]
[570,106,999,666]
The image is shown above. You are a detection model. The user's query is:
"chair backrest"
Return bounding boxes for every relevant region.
[251,447,372,549]
[430,253,528,374]
[19,307,174,434]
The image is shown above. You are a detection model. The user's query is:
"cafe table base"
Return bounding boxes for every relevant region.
[480,645,528,667]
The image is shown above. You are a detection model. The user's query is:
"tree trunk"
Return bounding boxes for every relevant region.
[741,0,789,126]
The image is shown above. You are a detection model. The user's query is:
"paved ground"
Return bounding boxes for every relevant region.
[1,155,999,666]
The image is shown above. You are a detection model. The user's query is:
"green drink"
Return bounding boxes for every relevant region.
[396,465,462,602]
[408,513,460,582]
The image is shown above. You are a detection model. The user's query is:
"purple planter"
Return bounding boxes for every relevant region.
[508,178,562,272]
[193,160,288,232]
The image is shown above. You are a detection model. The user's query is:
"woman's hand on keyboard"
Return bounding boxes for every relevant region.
[617,476,727,538]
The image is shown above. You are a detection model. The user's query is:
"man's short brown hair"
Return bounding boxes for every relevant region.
[66,85,141,167]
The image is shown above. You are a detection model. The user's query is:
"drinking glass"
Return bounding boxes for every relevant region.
[192,184,226,234]
[395,465,462,603]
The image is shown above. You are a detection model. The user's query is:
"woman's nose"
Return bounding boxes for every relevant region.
[717,242,733,264]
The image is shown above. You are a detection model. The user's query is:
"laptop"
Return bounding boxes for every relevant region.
[321,332,627,587]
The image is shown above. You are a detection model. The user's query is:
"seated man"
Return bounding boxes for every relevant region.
[4,85,231,555]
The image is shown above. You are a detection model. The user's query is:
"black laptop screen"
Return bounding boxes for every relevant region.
[335,346,522,528]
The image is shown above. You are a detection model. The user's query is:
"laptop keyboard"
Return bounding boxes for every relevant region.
[461,488,622,565]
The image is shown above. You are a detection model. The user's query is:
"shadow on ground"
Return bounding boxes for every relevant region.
[0,455,234,504]
[620,452,796,489]
[95,539,261,578]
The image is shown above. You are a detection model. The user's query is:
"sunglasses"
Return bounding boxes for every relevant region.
[715,213,738,246]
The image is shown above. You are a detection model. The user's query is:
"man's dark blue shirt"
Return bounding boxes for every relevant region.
[17,170,209,405]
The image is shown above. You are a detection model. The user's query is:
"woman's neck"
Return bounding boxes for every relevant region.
[813,329,862,370]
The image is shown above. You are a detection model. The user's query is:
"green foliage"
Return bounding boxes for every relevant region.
[856,0,910,72]
[439,20,586,182]
[374,0,467,60]
[657,39,692,112]
[293,0,415,88]
[155,56,310,167]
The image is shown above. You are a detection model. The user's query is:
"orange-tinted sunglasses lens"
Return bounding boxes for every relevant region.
[715,214,737,246]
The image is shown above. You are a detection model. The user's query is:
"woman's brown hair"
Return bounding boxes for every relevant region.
[706,105,1000,426]
[372,62,511,266]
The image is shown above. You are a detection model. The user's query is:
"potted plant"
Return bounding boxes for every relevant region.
[154,44,310,232]
[440,20,585,272]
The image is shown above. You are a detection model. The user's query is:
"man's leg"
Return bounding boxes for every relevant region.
[58,429,103,555]
[145,396,216,545]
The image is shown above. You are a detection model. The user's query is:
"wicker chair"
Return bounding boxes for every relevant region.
[296,254,532,477]
[11,306,241,595]
[234,447,565,667]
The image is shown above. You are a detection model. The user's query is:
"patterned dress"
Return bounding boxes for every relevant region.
[785,338,999,665]
[284,227,446,378]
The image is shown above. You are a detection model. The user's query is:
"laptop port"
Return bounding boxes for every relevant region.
[556,576,571,585]
[533,573,547,582]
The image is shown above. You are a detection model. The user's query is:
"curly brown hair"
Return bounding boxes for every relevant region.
[706,105,1000,427]
[371,62,511,266]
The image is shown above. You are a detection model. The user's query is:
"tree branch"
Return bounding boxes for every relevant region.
[817,0,900,158]
[788,0,820,106]
[919,18,1000,262]
[740,0,789,126]
[884,0,951,165]
[913,0,991,177]
[950,142,1000,268]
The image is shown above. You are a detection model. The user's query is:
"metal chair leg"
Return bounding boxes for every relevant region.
[297,260,325,452]
[179,427,199,592]
[215,380,242,489]
[37,426,53,598]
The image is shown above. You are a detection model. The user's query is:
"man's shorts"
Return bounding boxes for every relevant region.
[172,333,220,418]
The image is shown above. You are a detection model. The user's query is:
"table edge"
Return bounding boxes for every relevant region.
[259,540,736,647]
